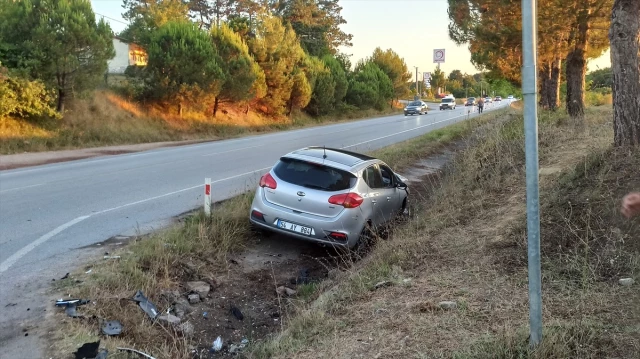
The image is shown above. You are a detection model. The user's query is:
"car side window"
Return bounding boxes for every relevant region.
[363,165,384,189]
[379,165,395,188]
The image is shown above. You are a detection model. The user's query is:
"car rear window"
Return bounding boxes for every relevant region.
[274,158,356,191]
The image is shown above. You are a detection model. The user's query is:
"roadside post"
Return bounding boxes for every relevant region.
[204,178,212,215]
[522,0,543,347]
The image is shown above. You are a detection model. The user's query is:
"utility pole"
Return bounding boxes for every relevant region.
[522,0,542,348]
[414,66,419,99]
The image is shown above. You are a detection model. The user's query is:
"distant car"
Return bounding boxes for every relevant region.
[404,100,428,116]
[249,147,410,250]
[507,95,514,99]
[465,97,476,106]
[440,97,456,110]
[494,96,502,102]
[484,97,492,103]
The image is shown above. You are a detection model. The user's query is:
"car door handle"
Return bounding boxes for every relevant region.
[371,200,377,204]
[386,196,392,201]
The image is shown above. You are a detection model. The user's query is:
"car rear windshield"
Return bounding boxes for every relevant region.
[408,101,422,106]
[274,157,356,191]
[442,98,453,103]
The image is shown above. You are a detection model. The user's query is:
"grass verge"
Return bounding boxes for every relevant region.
[0,91,402,154]
[246,105,640,359]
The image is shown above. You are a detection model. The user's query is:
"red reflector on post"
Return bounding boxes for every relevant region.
[205,184,211,195]
[328,193,363,208]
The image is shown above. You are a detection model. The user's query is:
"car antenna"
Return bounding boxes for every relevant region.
[323,146,327,159]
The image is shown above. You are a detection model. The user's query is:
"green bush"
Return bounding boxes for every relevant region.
[585,91,612,107]
[0,66,59,119]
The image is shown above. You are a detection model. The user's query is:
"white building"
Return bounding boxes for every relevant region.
[107,36,147,74]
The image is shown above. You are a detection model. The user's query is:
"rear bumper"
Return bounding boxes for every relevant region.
[404,110,422,115]
[249,189,364,248]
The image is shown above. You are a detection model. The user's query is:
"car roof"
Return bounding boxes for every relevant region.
[284,147,377,170]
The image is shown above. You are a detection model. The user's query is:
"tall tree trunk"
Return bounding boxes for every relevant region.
[539,62,552,109]
[566,8,590,120]
[213,97,220,117]
[610,0,640,147]
[178,102,183,118]
[549,55,562,111]
[56,89,66,113]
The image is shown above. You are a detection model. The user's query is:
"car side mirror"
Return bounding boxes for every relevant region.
[396,181,407,190]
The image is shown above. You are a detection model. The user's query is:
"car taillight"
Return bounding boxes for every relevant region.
[328,193,363,208]
[259,173,277,189]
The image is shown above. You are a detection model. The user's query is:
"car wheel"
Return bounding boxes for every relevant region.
[350,223,377,259]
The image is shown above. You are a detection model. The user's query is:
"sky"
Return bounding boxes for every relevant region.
[90,0,611,77]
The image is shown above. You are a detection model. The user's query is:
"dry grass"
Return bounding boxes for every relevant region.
[0,91,402,154]
[247,105,640,359]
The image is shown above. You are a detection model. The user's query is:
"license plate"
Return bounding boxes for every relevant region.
[275,219,315,236]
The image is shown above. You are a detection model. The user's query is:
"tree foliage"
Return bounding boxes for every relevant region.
[367,48,412,100]
[271,0,352,56]
[248,13,306,115]
[121,0,190,45]
[346,61,393,111]
[146,21,224,115]
[447,0,612,117]
[1,0,115,112]
[210,23,265,115]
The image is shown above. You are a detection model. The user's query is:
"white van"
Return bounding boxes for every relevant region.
[440,95,456,110]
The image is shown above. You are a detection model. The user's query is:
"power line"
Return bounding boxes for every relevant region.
[95,12,129,26]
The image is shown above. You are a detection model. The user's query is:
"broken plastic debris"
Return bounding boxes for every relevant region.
[132,290,159,320]
[85,269,92,274]
[65,305,79,318]
[101,320,123,336]
[56,299,90,307]
[117,347,156,359]
[103,255,121,259]
[230,305,244,321]
[74,340,100,359]
[210,336,223,352]
[95,349,109,359]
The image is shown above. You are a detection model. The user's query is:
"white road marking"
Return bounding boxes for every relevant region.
[342,115,464,149]
[202,144,264,157]
[0,183,45,194]
[0,215,90,274]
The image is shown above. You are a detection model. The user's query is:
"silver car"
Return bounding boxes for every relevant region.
[249,147,410,249]
[404,100,429,116]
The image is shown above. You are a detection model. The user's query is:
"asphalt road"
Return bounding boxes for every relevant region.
[0,100,510,357]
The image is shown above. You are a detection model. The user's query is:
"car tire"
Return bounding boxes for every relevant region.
[350,223,377,259]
